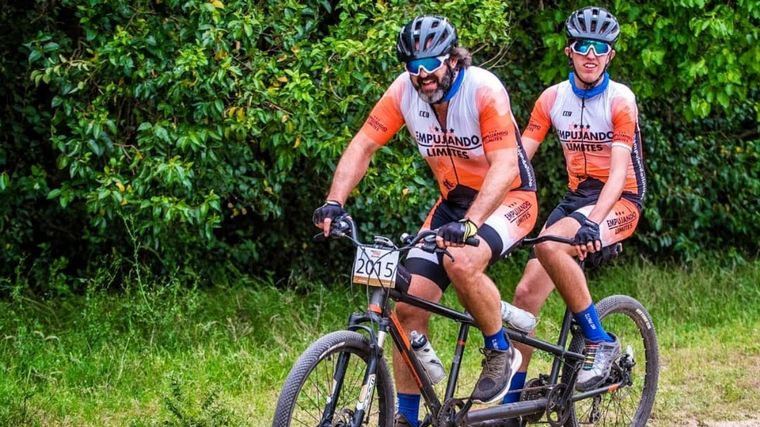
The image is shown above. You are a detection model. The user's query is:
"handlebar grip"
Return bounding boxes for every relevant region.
[465,236,480,247]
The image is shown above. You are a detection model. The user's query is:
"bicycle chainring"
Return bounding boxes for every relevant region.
[521,376,549,424]
[436,398,466,427]
[545,384,572,427]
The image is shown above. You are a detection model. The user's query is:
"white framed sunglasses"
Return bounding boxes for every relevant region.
[405,54,450,76]
[570,40,612,56]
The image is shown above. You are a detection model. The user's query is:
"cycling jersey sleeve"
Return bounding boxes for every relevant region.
[611,95,638,151]
[356,75,406,146]
[476,84,517,152]
[522,86,558,144]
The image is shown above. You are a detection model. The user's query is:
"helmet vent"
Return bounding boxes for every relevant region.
[396,15,458,63]
[565,6,620,44]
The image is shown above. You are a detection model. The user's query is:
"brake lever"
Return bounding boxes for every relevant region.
[440,248,455,261]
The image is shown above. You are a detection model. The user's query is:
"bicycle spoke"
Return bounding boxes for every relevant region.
[563,296,658,427]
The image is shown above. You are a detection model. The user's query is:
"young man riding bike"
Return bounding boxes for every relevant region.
[501,5,647,416]
[312,15,538,427]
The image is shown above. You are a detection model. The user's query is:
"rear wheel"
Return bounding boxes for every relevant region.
[562,295,659,427]
[272,330,395,427]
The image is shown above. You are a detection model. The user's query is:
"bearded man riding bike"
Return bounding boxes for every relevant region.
[313,15,538,427]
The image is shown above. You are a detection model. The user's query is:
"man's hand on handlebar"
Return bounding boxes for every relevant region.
[436,218,478,248]
[573,217,602,261]
[312,200,346,237]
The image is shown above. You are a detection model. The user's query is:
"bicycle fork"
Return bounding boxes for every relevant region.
[328,290,391,427]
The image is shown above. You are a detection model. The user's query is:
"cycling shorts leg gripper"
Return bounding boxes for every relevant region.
[481,191,538,260]
[405,198,456,291]
[568,211,588,226]
[405,251,450,291]
[544,204,572,229]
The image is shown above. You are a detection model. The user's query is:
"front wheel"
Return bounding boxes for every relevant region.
[272,330,395,427]
[563,295,659,427]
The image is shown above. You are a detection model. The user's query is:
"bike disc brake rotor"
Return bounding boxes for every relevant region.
[330,408,355,427]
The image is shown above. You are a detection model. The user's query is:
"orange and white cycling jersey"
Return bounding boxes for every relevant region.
[523,77,646,205]
[356,66,536,208]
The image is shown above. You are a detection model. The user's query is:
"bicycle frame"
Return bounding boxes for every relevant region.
[308,219,632,426]
[340,282,629,426]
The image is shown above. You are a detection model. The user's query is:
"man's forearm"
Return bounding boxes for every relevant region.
[588,181,623,224]
[587,147,629,224]
[326,137,378,205]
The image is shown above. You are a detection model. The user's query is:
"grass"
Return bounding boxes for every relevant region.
[0,256,758,426]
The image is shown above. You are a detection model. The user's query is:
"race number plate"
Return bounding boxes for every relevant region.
[352,245,399,288]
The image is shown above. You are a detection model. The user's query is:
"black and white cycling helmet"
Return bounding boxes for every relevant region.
[396,15,457,62]
[565,6,620,44]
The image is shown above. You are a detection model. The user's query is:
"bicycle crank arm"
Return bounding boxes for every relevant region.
[571,381,625,401]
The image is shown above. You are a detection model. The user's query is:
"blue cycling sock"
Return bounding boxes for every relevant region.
[501,371,527,404]
[484,328,510,351]
[573,303,613,343]
[397,393,420,427]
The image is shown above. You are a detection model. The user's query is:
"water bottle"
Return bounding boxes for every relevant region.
[500,301,538,333]
[409,330,446,385]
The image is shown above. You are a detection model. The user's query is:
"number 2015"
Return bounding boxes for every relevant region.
[356,258,394,277]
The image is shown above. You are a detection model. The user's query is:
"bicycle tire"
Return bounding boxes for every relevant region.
[272,330,395,427]
[562,295,659,427]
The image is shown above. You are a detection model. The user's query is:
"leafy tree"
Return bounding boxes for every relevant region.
[1,0,757,291]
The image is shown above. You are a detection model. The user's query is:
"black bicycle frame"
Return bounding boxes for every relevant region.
[339,284,622,425]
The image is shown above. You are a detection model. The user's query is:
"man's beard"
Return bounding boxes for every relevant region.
[413,67,454,103]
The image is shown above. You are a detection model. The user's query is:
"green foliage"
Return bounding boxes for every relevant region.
[503,1,760,259]
[0,0,757,289]
[162,379,242,426]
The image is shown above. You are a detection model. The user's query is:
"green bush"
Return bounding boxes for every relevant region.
[0,0,757,290]
[503,1,759,259]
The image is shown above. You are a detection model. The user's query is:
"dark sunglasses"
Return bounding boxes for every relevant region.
[405,54,449,76]
[570,40,612,56]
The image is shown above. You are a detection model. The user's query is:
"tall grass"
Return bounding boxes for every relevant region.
[0,257,758,425]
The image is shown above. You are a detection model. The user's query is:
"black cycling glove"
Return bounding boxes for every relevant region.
[437,218,478,245]
[574,218,601,246]
[312,200,346,226]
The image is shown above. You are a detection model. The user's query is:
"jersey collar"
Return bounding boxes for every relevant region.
[569,71,609,99]
[438,67,465,103]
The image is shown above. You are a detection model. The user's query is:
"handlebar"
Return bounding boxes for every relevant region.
[401,229,480,248]
[521,235,575,246]
[521,234,624,268]
[313,214,479,256]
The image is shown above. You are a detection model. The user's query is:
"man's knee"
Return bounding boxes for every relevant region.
[395,302,430,325]
[513,280,534,306]
[513,260,554,311]
[534,241,560,262]
[443,252,483,285]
